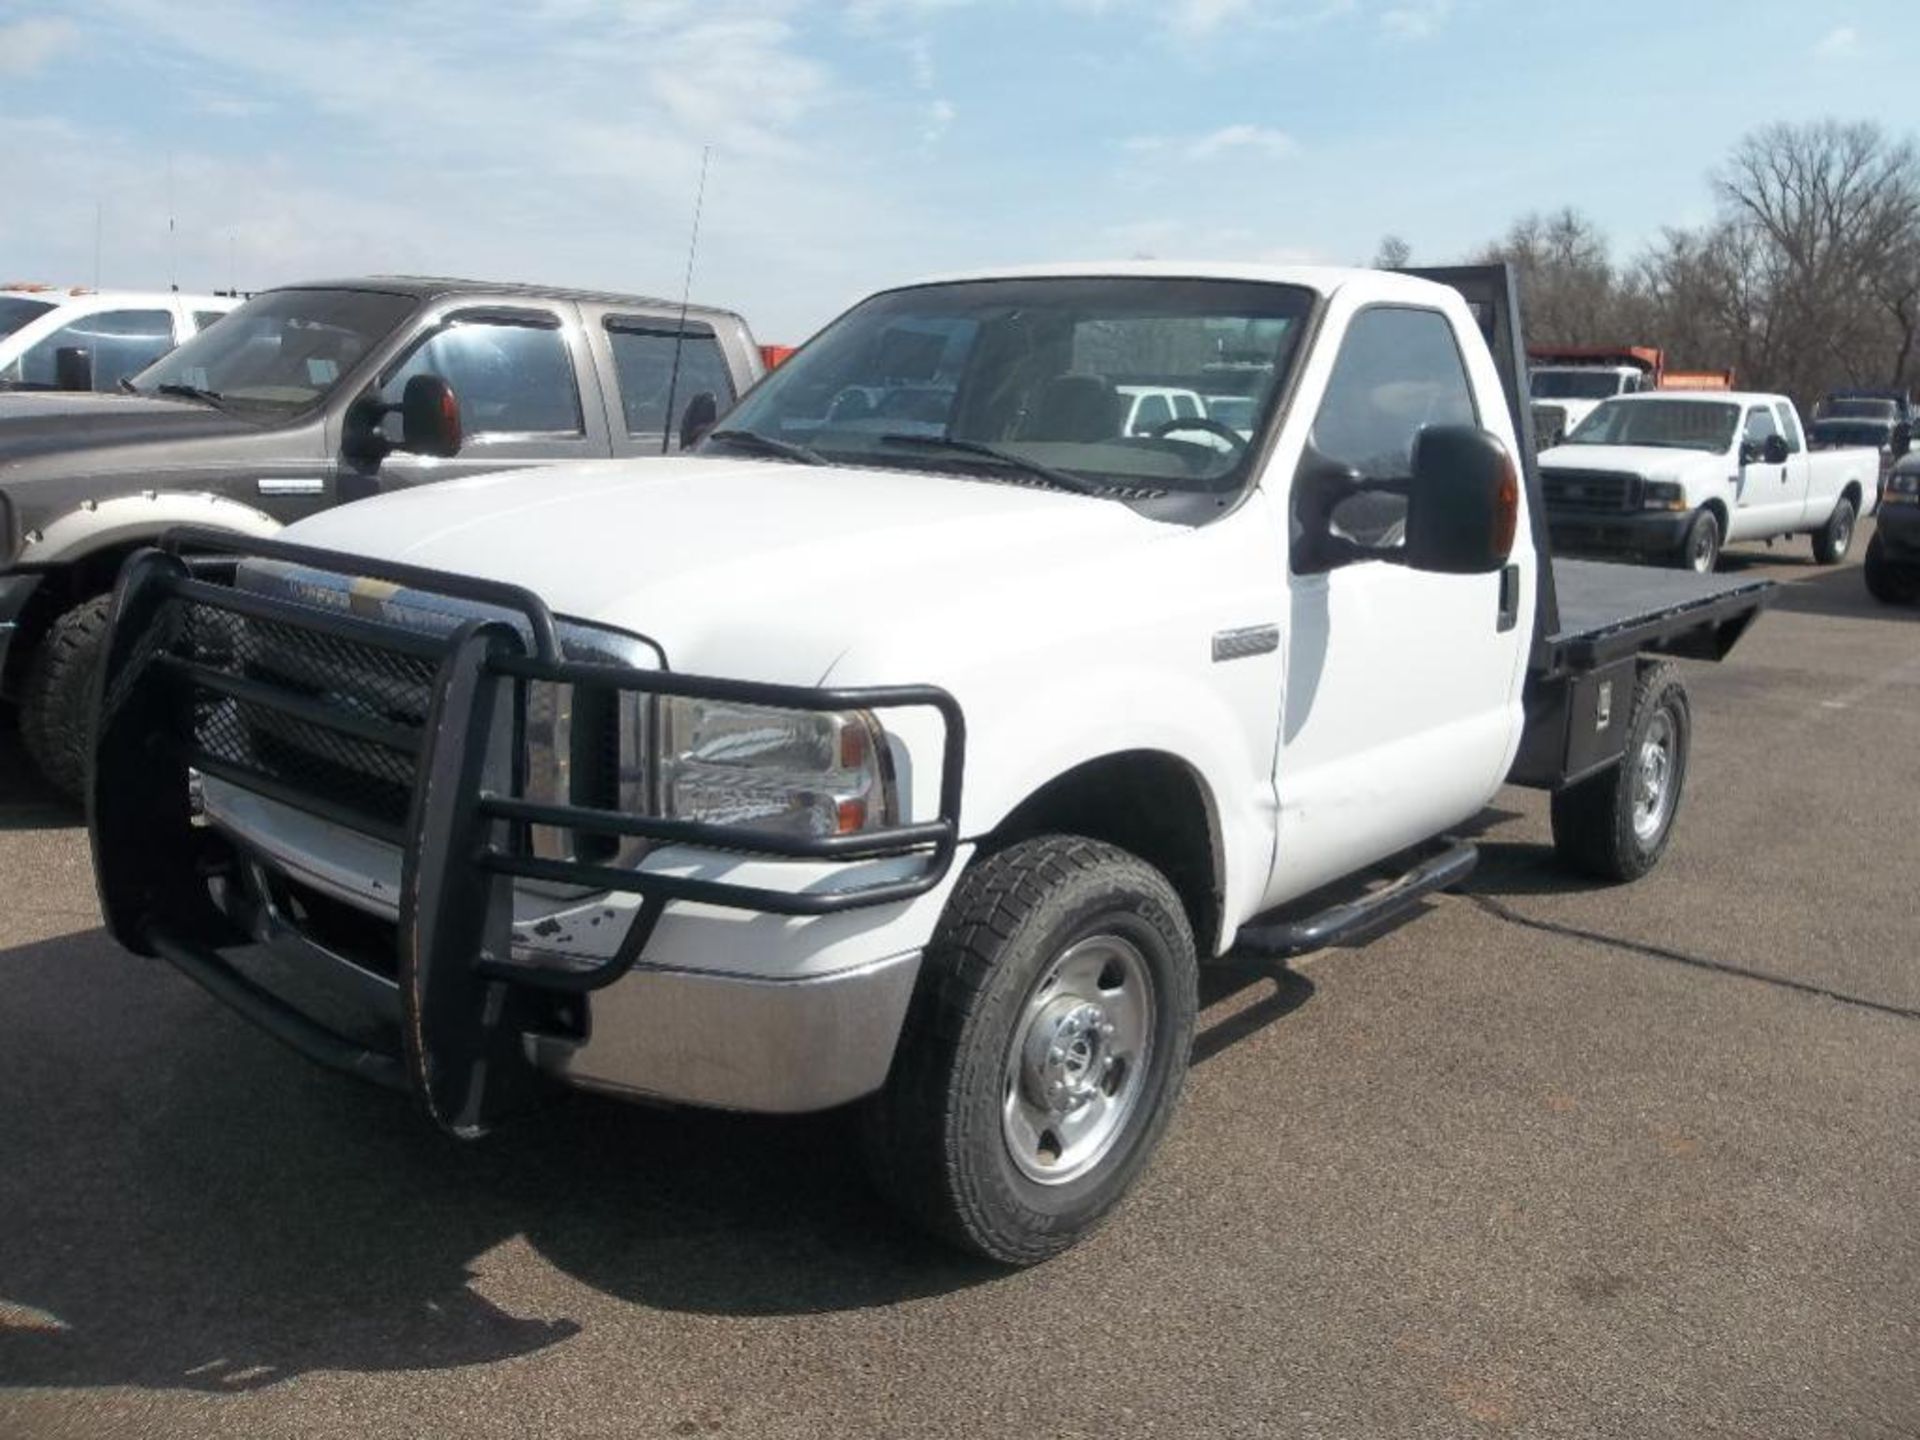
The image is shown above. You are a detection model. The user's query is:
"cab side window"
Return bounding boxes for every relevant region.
[1295,306,1476,558]
[383,315,582,440]
[1,308,174,391]
[605,321,737,439]
[1772,402,1803,452]
[1744,405,1780,451]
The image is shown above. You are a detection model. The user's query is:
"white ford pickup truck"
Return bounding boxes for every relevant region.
[88,265,1771,1264]
[1539,390,1880,573]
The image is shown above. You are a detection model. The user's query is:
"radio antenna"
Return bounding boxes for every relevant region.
[659,144,712,455]
[166,151,178,292]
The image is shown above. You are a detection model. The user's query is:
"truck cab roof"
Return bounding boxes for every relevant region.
[274,275,751,327]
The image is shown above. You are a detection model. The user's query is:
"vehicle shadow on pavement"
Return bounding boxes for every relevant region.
[1745,555,1919,622]
[0,729,78,831]
[0,929,999,1394]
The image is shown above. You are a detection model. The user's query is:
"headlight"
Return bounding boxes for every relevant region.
[1643,480,1687,511]
[1886,471,1920,503]
[659,697,897,839]
[525,624,653,866]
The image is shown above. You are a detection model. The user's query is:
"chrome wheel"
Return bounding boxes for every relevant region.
[1831,508,1854,556]
[1689,520,1719,574]
[1002,934,1155,1186]
[1632,708,1677,842]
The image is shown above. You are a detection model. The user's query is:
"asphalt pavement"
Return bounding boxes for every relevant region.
[2,528,1916,1439]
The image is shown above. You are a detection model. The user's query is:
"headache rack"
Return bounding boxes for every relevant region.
[91,529,965,1136]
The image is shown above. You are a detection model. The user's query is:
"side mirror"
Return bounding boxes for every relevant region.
[399,374,462,458]
[53,346,94,392]
[1893,423,1913,459]
[1403,425,1519,575]
[679,391,719,450]
[1762,433,1790,465]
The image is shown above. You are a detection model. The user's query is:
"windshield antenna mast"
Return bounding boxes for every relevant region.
[659,144,713,456]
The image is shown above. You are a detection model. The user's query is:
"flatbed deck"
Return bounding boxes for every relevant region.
[1541,558,1773,672]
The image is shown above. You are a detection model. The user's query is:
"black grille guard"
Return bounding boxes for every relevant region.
[89,528,966,1136]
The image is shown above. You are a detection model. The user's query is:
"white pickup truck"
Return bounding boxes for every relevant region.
[87,264,1771,1264]
[1539,390,1880,573]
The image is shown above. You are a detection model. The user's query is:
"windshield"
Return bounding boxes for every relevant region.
[1531,369,1628,400]
[1809,420,1891,447]
[1205,394,1256,431]
[128,288,417,417]
[1565,398,1739,452]
[0,296,56,340]
[708,277,1313,498]
[1822,398,1898,421]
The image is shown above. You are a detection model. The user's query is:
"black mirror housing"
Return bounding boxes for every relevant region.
[53,346,94,392]
[1762,432,1790,465]
[399,374,462,458]
[1403,425,1519,575]
[679,391,719,451]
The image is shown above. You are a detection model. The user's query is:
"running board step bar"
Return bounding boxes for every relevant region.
[1230,840,1478,959]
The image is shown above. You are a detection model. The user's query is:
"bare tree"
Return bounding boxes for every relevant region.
[1475,208,1625,346]
[1371,234,1412,269]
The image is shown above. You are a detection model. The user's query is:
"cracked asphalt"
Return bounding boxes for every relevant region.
[2,528,1916,1438]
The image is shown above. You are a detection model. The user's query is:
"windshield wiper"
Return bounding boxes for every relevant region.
[154,382,231,410]
[876,433,1105,497]
[703,428,828,466]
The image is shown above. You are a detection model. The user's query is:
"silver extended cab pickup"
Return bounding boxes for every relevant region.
[0,276,762,796]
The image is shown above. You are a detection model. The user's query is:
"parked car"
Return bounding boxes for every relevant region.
[1538,390,1879,572]
[1815,388,1914,428]
[1865,449,1920,604]
[0,276,762,795]
[0,286,238,393]
[85,263,1771,1264]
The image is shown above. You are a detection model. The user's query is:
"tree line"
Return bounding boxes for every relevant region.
[1377,119,1920,411]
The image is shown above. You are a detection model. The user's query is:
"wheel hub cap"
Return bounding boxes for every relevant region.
[1002,935,1155,1186]
[1632,710,1676,841]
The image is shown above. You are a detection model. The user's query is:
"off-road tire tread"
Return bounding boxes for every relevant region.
[18,594,112,801]
[1550,660,1690,883]
[862,835,1196,1265]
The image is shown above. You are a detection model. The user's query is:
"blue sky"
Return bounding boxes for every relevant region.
[2,1,1917,339]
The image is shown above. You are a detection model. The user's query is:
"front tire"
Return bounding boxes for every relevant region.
[862,836,1198,1265]
[1812,497,1856,565]
[1676,509,1721,574]
[1551,661,1691,883]
[1863,532,1920,604]
[18,594,113,801]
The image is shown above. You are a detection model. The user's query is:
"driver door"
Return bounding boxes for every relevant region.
[1267,302,1532,904]
[1731,404,1787,539]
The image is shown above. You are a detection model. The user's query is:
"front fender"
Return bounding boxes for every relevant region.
[20,489,284,566]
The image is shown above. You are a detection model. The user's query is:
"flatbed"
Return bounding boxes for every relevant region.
[1542,558,1772,670]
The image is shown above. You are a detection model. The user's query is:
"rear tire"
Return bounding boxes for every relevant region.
[1551,661,1691,883]
[1675,510,1720,574]
[862,836,1198,1265]
[1863,532,1920,604]
[1812,498,1856,565]
[18,594,113,802]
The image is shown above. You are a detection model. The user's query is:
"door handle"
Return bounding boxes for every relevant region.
[1497,563,1520,632]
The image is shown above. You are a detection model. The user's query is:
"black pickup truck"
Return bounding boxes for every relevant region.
[0,276,762,794]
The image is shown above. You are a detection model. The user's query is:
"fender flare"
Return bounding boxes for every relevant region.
[20,489,285,568]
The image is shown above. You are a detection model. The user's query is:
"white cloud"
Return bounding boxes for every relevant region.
[1379,0,1451,40]
[0,15,74,75]
[1167,0,1255,35]
[1814,24,1859,58]
[1125,124,1297,162]
[922,97,957,145]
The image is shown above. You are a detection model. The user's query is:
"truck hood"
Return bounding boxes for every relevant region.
[0,389,255,468]
[279,456,1175,683]
[1538,443,1721,477]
